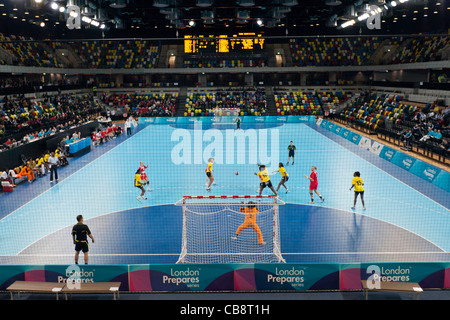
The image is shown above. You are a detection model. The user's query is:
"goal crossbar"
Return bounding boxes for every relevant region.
[176,195,285,264]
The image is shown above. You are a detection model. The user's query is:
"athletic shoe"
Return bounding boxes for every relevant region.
[351,206,355,210]
[308,200,314,203]
[363,207,366,210]
[142,197,147,200]
[137,197,142,202]
[286,189,290,193]
[321,197,325,202]
[260,242,267,245]
[231,236,237,240]
[206,188,211,192]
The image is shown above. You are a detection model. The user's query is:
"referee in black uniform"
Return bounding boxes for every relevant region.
[72,215,95,265]
[287,141,296,165]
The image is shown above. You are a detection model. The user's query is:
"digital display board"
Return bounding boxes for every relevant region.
[184,33,265,54]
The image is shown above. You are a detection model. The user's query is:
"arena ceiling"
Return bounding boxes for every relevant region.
[0,0,448,39]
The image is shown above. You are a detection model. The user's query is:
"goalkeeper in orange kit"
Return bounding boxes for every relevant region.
[231,201,265,245]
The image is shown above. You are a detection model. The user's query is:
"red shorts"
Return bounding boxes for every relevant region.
[309,183,318,190]
[140,173,148,181]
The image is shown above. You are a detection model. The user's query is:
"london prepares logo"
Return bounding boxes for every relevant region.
[366,264,412,289]
[162,267,201,288]
[266,266,305,288]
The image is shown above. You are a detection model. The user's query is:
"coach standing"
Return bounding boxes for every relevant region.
[72,215,95,265]
[47,152,59,182]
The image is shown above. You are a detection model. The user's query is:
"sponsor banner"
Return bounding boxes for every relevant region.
[341,262,447,290]
[129,264,236,292]
[327,123,337,132]
[332,124,344,135]
[316,118,323,126]
[339,128,351,139]
[286,115,316,123]
[369,141,384,156]
[358,136,373,151]
[254,263,340,291]
[379,146,397,162]
[320,119,329,128]
[0,265,129,291]
[1,263,449,291]
[346,131,362,145]
[432,170,450,192]
[409,161,441,183]
[390,152,417,171]
[139,116,316,126]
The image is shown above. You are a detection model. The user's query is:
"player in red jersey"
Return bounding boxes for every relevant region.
[304,166,324,204]
[139,161,152,191]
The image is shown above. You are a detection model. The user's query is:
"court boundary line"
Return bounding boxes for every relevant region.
[16,201,446,260]
[0,124,150,223]
[303,123,450,212]
[285,201,446,253]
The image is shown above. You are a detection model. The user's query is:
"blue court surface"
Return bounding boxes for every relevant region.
[1,121,449,265]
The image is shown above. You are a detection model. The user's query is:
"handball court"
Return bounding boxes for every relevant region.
[0,120,449,265]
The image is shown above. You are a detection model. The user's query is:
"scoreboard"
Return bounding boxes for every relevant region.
[184,33,265,54]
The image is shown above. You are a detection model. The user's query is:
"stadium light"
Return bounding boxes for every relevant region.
[340,19,356,28]
[256,18,263,25]
[50,2,59,10]
[358,13,369,21]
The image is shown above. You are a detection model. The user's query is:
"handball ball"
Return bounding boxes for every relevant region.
[235,171,239,175]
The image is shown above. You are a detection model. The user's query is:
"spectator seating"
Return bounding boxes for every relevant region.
[101,92,178,117]
[389,36,450,64]
[336,91,450,164]
[0,33,63,68]
[273,89,349,116]
[69,40,160,69]
[184,87,266,116]
[0,93,102,138]
[289,37,381,67]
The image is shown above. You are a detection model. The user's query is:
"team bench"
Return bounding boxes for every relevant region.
[7,281,121,300]
[361,280,423,300]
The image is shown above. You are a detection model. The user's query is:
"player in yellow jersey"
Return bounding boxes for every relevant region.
[272,162,289,193]
[350,171,365,210]
[205,158,215,192]
[232,201,265,245]
[135,168,147,202]
[255,163,277,196]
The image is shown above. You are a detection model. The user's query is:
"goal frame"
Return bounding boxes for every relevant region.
[212,107,240,125]
[175,195,285,264]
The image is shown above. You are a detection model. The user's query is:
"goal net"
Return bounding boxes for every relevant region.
[175,195,285,264]
[213,107,240,125]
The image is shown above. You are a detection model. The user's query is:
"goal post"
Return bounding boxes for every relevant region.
[212,107,240,125]
[175,195,285,264]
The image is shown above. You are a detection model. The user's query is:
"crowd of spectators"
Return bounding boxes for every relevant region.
[389,36,450,65]
[66,40,160,69]
[289,37,380,67]
[0,93,102,151]
[1,146,69,191]
[184,87,267,116]
[100,92,178,118]
[0,33,63,68]
[397,104,450,154]
[339,91,450,159]
[274,89,349,116]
